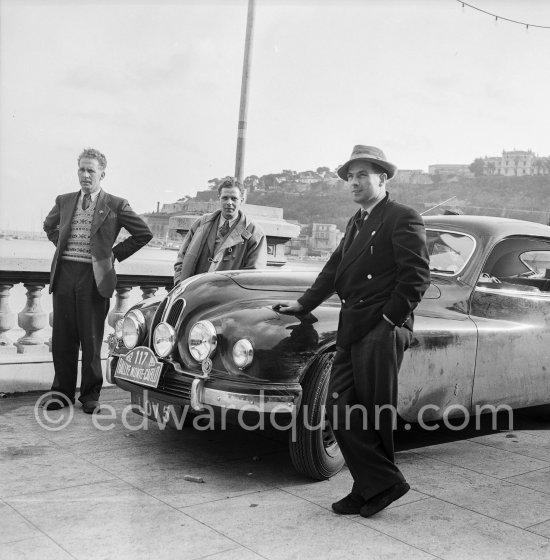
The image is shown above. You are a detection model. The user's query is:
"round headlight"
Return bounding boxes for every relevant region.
[114,318,124,340]
[232,339,254,369]
[188,320,217,362]
[153,322,176,358]
[121,310,145,349]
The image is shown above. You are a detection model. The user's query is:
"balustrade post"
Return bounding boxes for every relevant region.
[107,286,132,331]
[16,283,48,354]
[140,286,158,300]
[0,283,17,354]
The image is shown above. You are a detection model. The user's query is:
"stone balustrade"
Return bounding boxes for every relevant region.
[0,270,173,356]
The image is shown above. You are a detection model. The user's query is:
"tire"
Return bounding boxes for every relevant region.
[289,352,345,480]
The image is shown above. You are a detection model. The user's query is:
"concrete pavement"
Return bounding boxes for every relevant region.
[1,387,550,560]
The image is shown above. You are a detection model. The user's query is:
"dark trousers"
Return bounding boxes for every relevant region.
[327,320,411,501]
[51,261,110,403]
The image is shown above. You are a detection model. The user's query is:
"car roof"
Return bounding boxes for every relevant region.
[423,215,550,238]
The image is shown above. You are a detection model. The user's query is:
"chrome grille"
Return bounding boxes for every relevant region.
[157,370,192,400]
[166,298,184,327]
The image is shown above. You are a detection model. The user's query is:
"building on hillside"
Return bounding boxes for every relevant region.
[297,171,323,184]
[288,222,343,257]
[428,164,473,178]
[394,170,433,184]
[483,157,501,175]
[141,200,189,243]
[482,149,549,176]
[499,150,536,176]
[310,223,343,256]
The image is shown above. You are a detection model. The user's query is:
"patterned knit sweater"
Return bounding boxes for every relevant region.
[61,197,98,263]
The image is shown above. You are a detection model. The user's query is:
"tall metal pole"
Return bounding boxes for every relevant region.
[235,0,255,190]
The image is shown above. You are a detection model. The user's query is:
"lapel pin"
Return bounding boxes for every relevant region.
[99,210,104,214]
[371,230,376,235]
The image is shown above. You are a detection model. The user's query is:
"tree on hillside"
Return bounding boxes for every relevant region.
[244,175,259,191]
[533,158,548,175]
[469,158,485,177]
[316,166,331,177]
[208,178,222,190]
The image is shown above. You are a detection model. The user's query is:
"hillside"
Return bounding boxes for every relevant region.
[195,174,550,229]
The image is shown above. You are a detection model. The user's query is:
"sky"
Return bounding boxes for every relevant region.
[1,0,549,231]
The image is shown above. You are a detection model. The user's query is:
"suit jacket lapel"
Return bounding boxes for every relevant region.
[58,192,80,248]
[90,190,110,236]
[206,211,221,254]
[212,214,247,258]
[337,197,388,279]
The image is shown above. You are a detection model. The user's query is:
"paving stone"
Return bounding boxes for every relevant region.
[473,431,550,463]
[0,535,74,560]
[2,388,550,558]
[101,457,274,508]
[411,439,549,478]
[398,452,550,528]
[5,480,235,560]
[505,467,550,494]
[528,518,550,539]
[356,497,550,560]
[0,444,115,498]
[183,489,437,559]
[198,547,268,560]
[0,501,38,544]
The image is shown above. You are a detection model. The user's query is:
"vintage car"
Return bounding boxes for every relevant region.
[108,215,550,480]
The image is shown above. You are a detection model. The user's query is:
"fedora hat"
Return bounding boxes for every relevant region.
[337,145,397,180]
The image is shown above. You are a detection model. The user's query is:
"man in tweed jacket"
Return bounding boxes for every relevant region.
[43,148,152,414]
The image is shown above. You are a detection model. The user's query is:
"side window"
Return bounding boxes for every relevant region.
[478,237,550,292]
[427,230,475,275]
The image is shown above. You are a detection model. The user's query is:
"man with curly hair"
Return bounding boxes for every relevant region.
[174,177,267,284]
[43,148,152,414]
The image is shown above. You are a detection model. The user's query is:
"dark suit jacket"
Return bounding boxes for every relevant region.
[43,189,153,298]
[298,194,430,347]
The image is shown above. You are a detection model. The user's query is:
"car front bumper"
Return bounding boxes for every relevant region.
[109,357,302,415]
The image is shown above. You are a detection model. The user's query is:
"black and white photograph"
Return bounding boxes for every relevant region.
[1,1,550,559]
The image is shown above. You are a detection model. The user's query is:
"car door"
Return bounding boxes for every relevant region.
[398,228,479,423]
[470,236,550,409]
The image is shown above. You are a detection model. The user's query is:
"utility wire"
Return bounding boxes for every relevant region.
[457,1,550,30]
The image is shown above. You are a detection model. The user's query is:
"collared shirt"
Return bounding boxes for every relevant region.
[219,212,239,230]
[79,188,101,205]
[359,194,385,222]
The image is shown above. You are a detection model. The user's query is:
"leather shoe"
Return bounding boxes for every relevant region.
[43,400,65,411]
[43,397,73,410]
[332,493,366,515]
[82,400,101,414]
[359,482,410,518]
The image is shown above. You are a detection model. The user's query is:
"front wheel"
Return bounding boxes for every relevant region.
[289,352,344,480]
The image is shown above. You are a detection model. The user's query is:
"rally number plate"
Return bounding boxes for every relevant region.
[114,346,163,388]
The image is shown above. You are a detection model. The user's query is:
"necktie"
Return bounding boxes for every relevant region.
[355,209,368,231]
[219,219,230,237]
[82,194,91,211]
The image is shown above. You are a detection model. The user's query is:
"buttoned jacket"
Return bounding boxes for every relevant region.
[298,194,430,347]
[174,210,267,285]
[43,189,153,298]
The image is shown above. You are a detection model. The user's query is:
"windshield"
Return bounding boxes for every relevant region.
[427,229,475,275]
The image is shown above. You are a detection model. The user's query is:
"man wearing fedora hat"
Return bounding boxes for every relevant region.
[277,145,430,517]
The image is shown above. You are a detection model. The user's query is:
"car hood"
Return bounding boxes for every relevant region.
[221,269,321,292]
